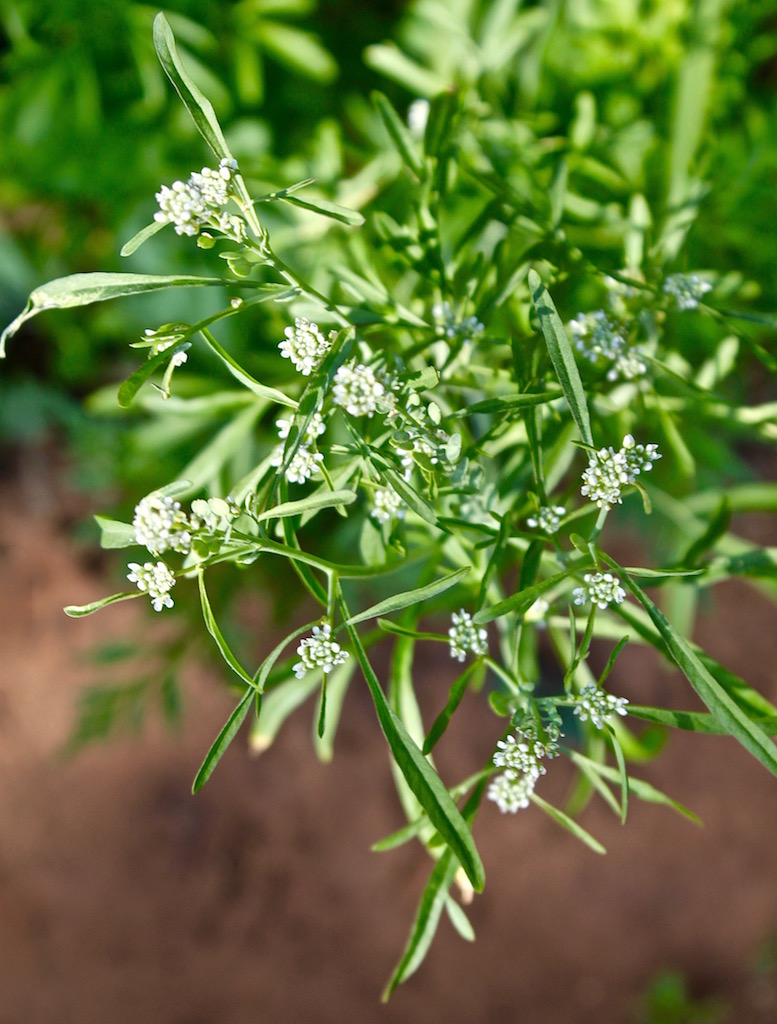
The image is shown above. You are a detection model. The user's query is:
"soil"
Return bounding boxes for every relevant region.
[2,451,777,1024]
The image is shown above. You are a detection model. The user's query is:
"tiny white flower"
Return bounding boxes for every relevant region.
[568,309,647,382]
[293,623,349,679]
[448,609,488,662]
[133,493,194,555]
[526,504,566,534]
[127,560,176,612]
[279,318,331,376]
[271,443,324,485]
[407,98,430,137]
[663,273,712,310]
[573,682,629,730]
[580,435,661,510]
[487,772,536,813]
[572,571,626,610]
[371,486,405,524]
[432,301,484,342]
[276,411,326,444]
[154,158,236,237]
[332,362,385,417]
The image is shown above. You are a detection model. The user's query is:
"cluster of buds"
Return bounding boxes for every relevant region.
[580,434,661,510]
[154,158,239,238]
[568,310,647,382]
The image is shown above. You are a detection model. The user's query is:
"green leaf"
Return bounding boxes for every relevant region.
[382,850,459,1001]
[342,604,485,893]
[629,705,777,736]
[602,553,777,777]
[383,468,441,527]
[528,269,593,447]
[444,896,475,942]
[197,570,255,686]
[94,516,136,550]
[313,659,355,763]
[1,273,241,356]
[568,751,700,823]
[120,220,166,257]
[178,402,264,493]
[621,566,704,582]
[255,22,337,83]
[64,590,143,617]
[192,687,253,793]
[118,346,184,408]
[424,89,458,160]
[342,566,471,628]
[364,42,446,98]
[153,13,231,163]
[606,725,629,824]
[371,91,424,178]
[281,193,365,226]
[680,497,731,567]
[254,489,357,524]
[449,390,561,417]
[423,662,480,754]
[250,673,319,754]
[199,328,297,407]
[473,569,576,624]
[530,793,606,854]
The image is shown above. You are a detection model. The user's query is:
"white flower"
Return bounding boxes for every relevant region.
[407,98,430,137]
[580,434,661,510]
[448,609,488,662]
[371,486,405,524]
[293,623,349,678]
[133,493,194,555]
[271,443,324,485]
[332,362,385,417]
[526,504,566,534]
[663,273,712,310]
[276,411,326,444]
[154,158,236,237]
[487,772,536,813]
[279,318,331,376]
[432,301,484,342]
[568,310,647,382]
[127,560,176,612]
[572,572,626,610]
[573,683,629,730]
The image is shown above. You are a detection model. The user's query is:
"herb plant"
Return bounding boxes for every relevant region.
[3,6,776,998]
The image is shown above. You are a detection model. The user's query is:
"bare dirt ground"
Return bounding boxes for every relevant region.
[2,454,777,1023]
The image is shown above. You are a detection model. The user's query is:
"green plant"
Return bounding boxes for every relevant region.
[3,4,777,998]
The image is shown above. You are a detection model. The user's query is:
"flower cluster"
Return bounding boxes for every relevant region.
[572,572,626,610]
[292,623,349,679]
[154,158,237,237]
[332,362,385,417]
[663,273,712,310]
[568,310,647,382]
[448,610,488,662]
[126,560,176,612]
[488,720,561,813]
[527,504,566,534]
[573,683,629,729]
[371,485,405,524]
[133,493,194,555]
[580,433,661,510]
[279,318,332,376]
[271,412,327,485]
[432,301,484,342]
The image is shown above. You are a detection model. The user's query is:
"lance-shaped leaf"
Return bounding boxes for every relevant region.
[473,569,578,624]
[342,606,485,893]
[601,552,777,777]
[341,566,470,628]
[372,91,425,179]
[528,269,593,447]
[1,273,242,357]
[253,490,357,525]
[280,193,365,226]
[192,687,254,793]
[197,570,255,687]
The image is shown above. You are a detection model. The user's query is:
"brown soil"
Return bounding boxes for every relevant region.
[2,457,777,1023]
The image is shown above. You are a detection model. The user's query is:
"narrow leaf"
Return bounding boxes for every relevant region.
[343,567,471,628]
[64,590,142,617]
[120,220,166,257]
[343,607,485,892]
[602,553,777,777]
[473,569,576,624]
[254,489,357,524]
[199,327,297,407]
[197,570,255,686]
[371,91,425,178]
[423,662,480,754]
[530,793,606,854]
[528,269,593,446]
[192,688,253,793]
[118,347,181,408]
[94,516,136,550]
[282,194,365,226]
[2,273,241,355]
